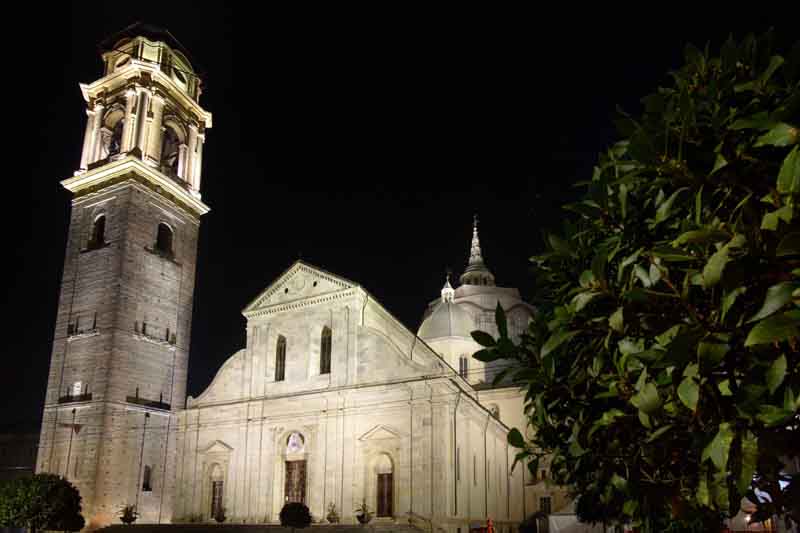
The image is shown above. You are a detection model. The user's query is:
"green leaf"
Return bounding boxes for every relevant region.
[737,431,758,493]
[592,252,608,285]
[711,153,728,174]
[745,313,800,346]
[673,229,729,246]
[698,340,730,366]
[678,377,699,411]
[730,111,774,130]
[646,424,674,443]
[630,382,661,414]
[572,291,601,312]
[703,234,745,288]
[609,307,624,333]
[755,122,798,147]
[655,187,689,224]
[541,330,579,357]
[703,422,734,470]
[777,232,800,257]
[495,302,508,339]
[471,330,496,347]
[611,473,628,492]
[747,282,797,323]
[622,499,638,517]
[777,146,800,194]
[507,427,526,449]
[474,349,502,363]
[651,246,697,262]
[698,470,710,507]
[579,270,596,288]
[634,264,652,287]
[718,380,733,396]
[756,405,793,427]
[761,206,793,231]
[766,354,787,395]
[722,286,747,321]
[548,233,572,255]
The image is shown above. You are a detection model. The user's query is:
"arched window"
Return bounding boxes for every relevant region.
[320,327,331,375]
[286,432,305,454]
[142,465,152,492]
[161,126,181,177]
[459,355,469,379]
[275,336,286,382]
[155,223,174,256]
[89,215,106,248]
[109,119,123,157]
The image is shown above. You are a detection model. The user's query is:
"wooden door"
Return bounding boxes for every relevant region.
[285,460,306,503]
[210,480,223,518]
[377,473,393,516]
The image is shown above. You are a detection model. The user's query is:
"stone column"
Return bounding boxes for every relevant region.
[134,88,151,154]
[79,107,96,170]
[121,88,137,153]
[146,92,166,166]
[88,102,105,164]
[177,144,188,180]
[185,123,198,186]
[192,133,205,193]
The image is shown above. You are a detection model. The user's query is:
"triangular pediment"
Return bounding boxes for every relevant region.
[201,439,233,454]
[243,260,358,314]
[358,424,402,441]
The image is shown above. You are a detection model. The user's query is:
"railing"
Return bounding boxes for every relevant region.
[126,395,171,411]
[58,393,92,404]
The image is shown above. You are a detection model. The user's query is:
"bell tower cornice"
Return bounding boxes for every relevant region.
[80,67,212,129]
[62,155,210,217]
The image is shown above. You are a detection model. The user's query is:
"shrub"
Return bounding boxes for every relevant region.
[279,502,312,528]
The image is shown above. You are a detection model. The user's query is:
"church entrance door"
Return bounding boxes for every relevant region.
[285,460,306,504]
[376,473,393,516]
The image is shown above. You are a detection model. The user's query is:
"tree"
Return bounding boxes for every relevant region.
[0,473,85,532]
[474,31,799,531]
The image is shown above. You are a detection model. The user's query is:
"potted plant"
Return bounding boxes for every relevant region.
[280,502,312,529]
[326,502,340,524]
[354,500,372,524]
[118,504,139,525]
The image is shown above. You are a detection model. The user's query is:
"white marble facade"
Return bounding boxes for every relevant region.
[173,259,532,529]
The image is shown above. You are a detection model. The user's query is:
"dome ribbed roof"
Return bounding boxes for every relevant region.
[418,301,475,340]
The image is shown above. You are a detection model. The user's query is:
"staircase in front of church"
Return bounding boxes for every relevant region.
[98,523,425,533]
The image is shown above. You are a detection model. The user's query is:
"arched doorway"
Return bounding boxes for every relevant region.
[284,432,306,504]
[375,454,393,517]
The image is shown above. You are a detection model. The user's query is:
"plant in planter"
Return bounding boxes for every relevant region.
[326,501,340,524]
[354,500,372,524]
[280,502,312,529]
[118,504,139,525]
[213,506,227,523]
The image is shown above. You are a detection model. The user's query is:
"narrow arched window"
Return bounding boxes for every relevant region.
[89,215,106,248]
[320,327,331,375]
[459,355,469,379]
[275,336,286,382]
[155,223,174,256]
[142,464,152,491]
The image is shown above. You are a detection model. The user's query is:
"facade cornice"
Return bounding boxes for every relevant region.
[62,156,209,217]
[243,287,360,320]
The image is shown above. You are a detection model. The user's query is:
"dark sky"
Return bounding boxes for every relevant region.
[1,6,792,431]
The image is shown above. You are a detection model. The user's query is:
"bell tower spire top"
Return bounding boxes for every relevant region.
[459,214,495,286]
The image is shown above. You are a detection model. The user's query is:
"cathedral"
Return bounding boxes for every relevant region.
[35,24,564,530]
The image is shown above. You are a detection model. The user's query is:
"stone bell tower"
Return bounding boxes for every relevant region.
[36,24,211,529]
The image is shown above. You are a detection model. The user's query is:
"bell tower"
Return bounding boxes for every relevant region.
[36,24,211,529]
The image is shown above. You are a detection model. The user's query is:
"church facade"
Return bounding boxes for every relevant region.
[36,25,564,531]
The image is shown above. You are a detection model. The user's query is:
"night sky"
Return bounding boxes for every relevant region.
[1,6,791,431]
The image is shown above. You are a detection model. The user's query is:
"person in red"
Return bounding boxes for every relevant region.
[486,518,494,533]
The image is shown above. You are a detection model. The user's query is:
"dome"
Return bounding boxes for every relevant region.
[418,301,475,340]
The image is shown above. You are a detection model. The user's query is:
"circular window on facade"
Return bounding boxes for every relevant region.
[286,432,305,454]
